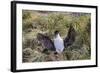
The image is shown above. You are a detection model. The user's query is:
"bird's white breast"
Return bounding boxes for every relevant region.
[54,34,64,53]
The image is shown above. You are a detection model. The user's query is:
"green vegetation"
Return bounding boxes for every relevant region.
[22,10,91,62]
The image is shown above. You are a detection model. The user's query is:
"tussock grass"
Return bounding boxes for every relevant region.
[22,10,91,62]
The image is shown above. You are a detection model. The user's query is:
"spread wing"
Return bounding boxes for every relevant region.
[37,33,56,51]
[64,25,76,48]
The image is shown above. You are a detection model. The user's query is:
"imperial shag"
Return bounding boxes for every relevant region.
[54,31,64,53]
[37,25,76,53]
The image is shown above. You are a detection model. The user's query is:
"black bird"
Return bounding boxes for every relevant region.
[37,25,76,53]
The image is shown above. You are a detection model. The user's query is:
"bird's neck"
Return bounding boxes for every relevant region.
[56,34,61,38]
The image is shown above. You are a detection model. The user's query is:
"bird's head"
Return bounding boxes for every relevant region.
[54,30,59,35]
[54,30,60,37]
